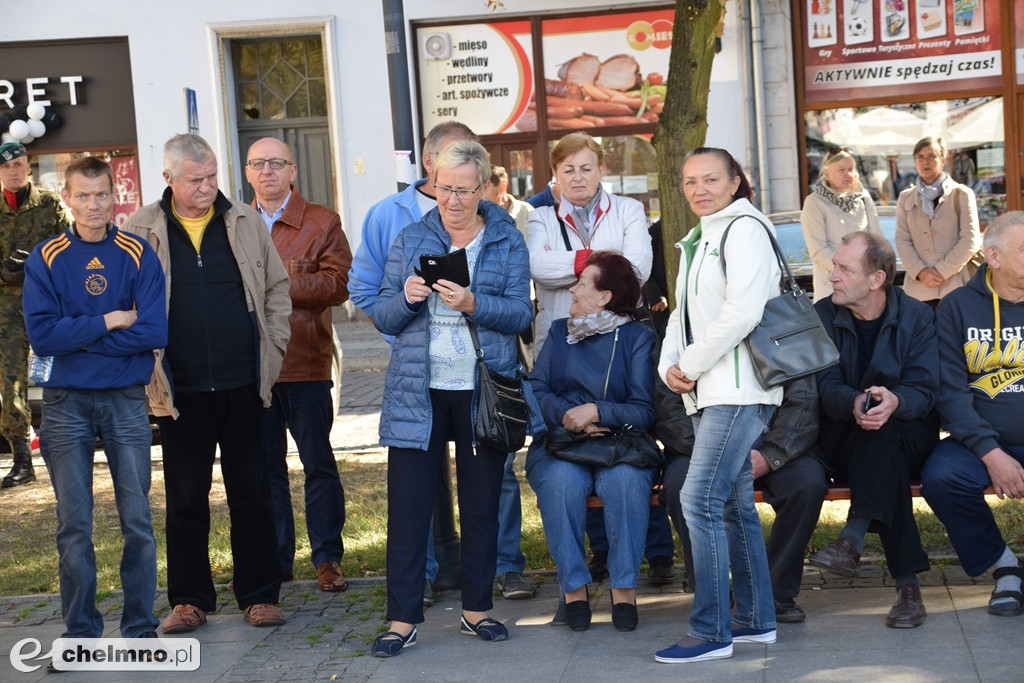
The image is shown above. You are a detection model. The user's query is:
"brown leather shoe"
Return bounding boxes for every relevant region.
[162,604,207,633]
[808,537,861,578]
[317,560,348,592]
[243,603,285,627]
[886,584,926,628]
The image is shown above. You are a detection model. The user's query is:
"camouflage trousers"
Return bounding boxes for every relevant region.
[0,293,31,444]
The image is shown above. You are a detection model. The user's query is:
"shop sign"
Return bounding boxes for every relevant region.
[416,21,533,135]
[533,9,672,132]
[802,0,1001,103]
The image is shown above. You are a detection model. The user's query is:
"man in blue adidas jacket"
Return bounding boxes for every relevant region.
[22,156,167,643]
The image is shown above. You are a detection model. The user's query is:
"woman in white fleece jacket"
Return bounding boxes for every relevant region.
[654,148,783,665]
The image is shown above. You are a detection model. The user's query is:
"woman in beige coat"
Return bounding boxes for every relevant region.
[895,136,981,307]
[800,147,882,301]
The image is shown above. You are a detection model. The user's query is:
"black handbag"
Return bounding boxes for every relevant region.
[542,327,663,469]
[720,215,840,389]
[543,425,663,469]
[466,319,530,453]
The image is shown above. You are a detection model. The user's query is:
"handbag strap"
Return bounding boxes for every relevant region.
[465,317,484,359]
[719,214,801,295]
[555,214,573,251]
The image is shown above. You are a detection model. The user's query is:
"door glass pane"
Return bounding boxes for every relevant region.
[507,149,533,200]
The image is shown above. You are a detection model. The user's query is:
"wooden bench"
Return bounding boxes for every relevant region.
[585,483,995,508]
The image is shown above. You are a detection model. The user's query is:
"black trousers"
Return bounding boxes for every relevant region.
[663,453,828,600]
[385,390,505,624]
[157,385,281,612]
[827,417,938,578]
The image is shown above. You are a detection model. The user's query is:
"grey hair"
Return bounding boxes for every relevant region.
[164,134,216,179]
[423,121,477,156]
[434,140,491,186]
[984,210,1024,252]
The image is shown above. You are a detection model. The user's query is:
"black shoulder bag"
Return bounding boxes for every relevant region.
[466,319,530,453]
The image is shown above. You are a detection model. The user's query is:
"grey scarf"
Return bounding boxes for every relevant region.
[566,309,630,344]
[811,177,863,214]
[570,186,604,245]
[918,173,947,219]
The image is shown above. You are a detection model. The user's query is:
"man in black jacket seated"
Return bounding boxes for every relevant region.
[659,375,826,623]
[808,231,939,629]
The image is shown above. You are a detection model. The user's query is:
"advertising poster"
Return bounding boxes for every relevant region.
[525,9,674,132]
[416,21,533,135]
[109,156,141,227]
[802,0,1000,103]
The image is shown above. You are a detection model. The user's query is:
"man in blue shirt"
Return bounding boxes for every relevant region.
[22,155,167,641]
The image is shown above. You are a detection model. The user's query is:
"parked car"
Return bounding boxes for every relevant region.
[769,205,905,298]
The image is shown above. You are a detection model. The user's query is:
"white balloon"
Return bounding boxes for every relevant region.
[19,134,34,144]
[1,132,15,143]
[8,119,29,139]
[26,103,46,120]
[27,120,45,138]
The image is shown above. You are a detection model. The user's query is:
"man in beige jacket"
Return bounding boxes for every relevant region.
[123,133,292,635]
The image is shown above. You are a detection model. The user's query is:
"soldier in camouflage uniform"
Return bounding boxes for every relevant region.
[0,142,70,487]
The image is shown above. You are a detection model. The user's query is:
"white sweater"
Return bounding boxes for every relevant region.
[526,192,652,358]
[658,198,783,415]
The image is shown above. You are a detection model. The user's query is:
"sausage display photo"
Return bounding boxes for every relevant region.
[515,52,667,132]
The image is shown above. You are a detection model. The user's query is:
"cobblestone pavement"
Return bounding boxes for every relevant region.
[0,321,1015,681]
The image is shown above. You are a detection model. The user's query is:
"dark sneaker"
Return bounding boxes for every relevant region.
[496,571,535,599]
[774,599,806,623]
[648,556,676,586]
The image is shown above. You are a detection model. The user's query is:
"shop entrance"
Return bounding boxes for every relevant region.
[230,36,335,210]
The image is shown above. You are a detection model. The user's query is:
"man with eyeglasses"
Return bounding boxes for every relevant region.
[123,133,292,633]
[245,137,352,594]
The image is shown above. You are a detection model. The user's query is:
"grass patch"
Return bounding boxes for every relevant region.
[2,450,1022,597]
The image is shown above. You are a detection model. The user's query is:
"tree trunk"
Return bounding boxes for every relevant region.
[653,0,726,305]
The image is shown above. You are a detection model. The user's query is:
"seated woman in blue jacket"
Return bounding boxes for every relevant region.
[371,140,534,657]
[526,250,658,633]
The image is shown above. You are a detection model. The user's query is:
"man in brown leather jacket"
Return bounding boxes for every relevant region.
[246,137,352,593]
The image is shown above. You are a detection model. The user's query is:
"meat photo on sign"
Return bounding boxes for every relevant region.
[514,52,666,132]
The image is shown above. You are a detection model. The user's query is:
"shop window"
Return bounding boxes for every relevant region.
[232,38,327,121]
[545,134,659,218]
[29,151,141,227]
[804,96,1005,224]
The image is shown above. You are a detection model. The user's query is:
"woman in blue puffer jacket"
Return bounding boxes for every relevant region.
[371,140,533,657]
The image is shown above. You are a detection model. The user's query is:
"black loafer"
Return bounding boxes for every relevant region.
[774,599,806,623]
[611,602,638,632]
[566,599,592,631]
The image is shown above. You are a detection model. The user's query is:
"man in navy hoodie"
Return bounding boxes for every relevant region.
[22,156,167,643]
[922,210,1024,617]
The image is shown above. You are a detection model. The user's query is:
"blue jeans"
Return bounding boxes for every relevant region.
[526,443,656,593]
[585,503,676,560]
[922,439,1024,577]
[495,452,526,576]
[39,386,158,638]
[684,404,775,643]
[265,381,346,571]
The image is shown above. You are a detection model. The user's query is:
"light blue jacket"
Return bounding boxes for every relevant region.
[374,201,534,450]
[348,179,426,319]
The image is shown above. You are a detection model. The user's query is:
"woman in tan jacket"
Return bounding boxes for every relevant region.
[800,147,882,301]
[895,136,981,307]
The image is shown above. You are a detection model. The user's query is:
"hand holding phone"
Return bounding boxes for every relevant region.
[862,389,875,413]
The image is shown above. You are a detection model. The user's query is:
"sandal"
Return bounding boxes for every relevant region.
[988,561,1024,617]
[372,627,417,657]
[460,615,509,641]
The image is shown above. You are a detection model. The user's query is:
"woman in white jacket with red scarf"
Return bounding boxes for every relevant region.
[655,148,782,664]
[526,132,652,359]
